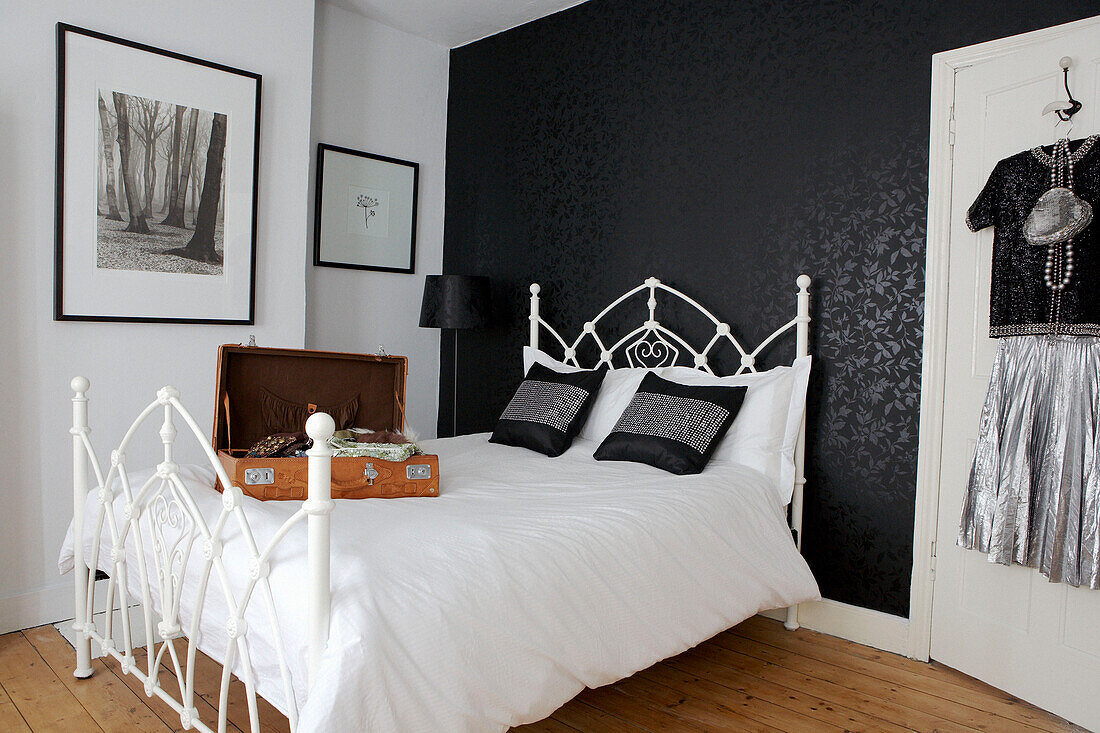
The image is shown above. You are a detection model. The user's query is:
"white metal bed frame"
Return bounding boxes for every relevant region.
[67,274,810,732]
[68,382,335,732]
[528,275,812,631]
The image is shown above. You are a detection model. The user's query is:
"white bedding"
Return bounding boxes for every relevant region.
[61,433,819,732]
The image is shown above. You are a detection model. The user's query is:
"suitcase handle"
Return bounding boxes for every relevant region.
[329,462,392,489]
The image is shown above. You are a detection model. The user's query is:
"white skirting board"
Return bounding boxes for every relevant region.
[1,578,156,654]
[0,581,74,635]
[763,599,911,657]
[55,599,157,656]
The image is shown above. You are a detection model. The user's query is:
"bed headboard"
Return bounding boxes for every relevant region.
[528,275,811,631]
[528,275,811,374]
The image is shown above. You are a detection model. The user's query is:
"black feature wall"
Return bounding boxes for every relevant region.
[442,1,1097,616]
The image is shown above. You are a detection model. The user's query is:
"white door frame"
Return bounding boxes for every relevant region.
[910,13,1100,662]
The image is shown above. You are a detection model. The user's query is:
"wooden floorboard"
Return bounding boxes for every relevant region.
[657,654,910,732]
[711,632,1030,731]
[0,618,1080,732]
[685,640,972,732]
[22,625,170,733]
[550,699,648,732]
[728,617,1067,732]
[0,631,101,731]
[512,717,581,732]
[0,679,32,732]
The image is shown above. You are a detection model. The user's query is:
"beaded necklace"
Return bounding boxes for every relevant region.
[1030,134,1099,291]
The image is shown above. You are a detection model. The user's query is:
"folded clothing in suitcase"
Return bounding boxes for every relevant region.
[213,344,439,500]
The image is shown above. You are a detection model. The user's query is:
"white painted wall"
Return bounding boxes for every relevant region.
[0,0,316,633]
[306,1,449,438]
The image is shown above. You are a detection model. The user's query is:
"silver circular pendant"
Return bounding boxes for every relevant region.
[1025,186,1093,246]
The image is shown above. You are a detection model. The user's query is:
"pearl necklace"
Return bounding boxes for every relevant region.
[1033,136,1098,291]
[1031,134,1099,167]
[1044,138,1075,290]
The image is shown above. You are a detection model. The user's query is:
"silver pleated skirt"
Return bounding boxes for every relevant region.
[960,334,1100,589]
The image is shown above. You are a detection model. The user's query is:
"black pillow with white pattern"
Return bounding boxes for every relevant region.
[489,362,606,457]
[594,372,747,475]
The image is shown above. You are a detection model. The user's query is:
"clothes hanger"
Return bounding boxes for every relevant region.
[1050,112,1074,142]
[1041,56,1082,122]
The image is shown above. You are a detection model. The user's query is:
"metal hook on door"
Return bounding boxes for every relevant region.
[1042,56,1083,122]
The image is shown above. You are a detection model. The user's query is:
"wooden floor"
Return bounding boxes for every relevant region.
[0,617,1080,732]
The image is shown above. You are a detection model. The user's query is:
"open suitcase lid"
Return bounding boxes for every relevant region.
[213,345,407,452]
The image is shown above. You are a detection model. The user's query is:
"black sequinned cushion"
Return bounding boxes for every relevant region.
[489,362,605,457]
[594,372,747,474]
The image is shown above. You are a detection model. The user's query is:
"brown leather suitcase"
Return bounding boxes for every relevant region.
[213,344,439,500]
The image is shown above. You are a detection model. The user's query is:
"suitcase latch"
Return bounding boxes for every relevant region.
[364,463,379,485]
[406,464,431,480]
[244,468,274,485]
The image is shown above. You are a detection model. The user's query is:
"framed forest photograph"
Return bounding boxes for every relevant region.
[55,24,261,323]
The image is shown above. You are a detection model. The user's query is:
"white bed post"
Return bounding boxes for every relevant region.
[529,283,540,349]
[70,376,94,679]
[303,412,335,688]
[785,274,812,632]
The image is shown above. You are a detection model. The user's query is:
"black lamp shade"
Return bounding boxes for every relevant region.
[419,275,491,329]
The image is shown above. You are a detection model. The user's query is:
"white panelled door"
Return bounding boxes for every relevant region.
[931,21,1100,731]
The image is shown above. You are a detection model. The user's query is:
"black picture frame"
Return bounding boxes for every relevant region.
[55,23,261,324]
[313,143,419,274]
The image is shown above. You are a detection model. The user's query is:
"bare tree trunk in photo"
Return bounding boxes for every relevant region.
[187,176,195,224]
[190,160,200,226]
[117,155,125,215]
[131,98,170,220]
[160,105,183,219]
[160,161,171,214]
[97,93,122,221]
[97,158,104,216]
[144,145,157,219]
[170,112,226,264]
[112,92,149,234]
[164,107,198,227]
[158,126,172,214]
[140,100,160,218]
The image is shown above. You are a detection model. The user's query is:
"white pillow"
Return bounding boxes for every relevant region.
[522,346,654,443]
[660,355,811,501]
[523,345,580,374]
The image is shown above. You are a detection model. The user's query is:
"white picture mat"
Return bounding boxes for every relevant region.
[318,150,415,270]
[61,31,257,320]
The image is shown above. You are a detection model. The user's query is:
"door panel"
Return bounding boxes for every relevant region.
[1065,591,1100,657]
[958,552,1032,631]
[930,21,1100,731]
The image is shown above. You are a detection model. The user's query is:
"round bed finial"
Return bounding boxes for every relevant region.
[71,376,90,394]
[797,274,811,289]
[306,412,336,442]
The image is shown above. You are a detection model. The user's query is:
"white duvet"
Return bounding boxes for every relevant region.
[61,433,819,732]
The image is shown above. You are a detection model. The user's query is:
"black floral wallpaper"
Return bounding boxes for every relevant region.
[441,0,1096,616]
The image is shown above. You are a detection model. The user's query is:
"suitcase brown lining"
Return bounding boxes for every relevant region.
[214,345,407,451]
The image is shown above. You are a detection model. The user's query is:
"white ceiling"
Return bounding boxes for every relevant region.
[327,0,589,48]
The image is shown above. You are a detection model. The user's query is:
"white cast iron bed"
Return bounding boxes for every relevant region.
[60,276,819,732]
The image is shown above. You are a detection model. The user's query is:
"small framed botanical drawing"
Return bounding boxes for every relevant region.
[314,144,419,273]
[55,23,261,323]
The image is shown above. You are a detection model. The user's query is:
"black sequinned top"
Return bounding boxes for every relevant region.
[967,135,1100,337]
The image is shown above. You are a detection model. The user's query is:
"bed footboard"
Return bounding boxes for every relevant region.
[68,377,333,733]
